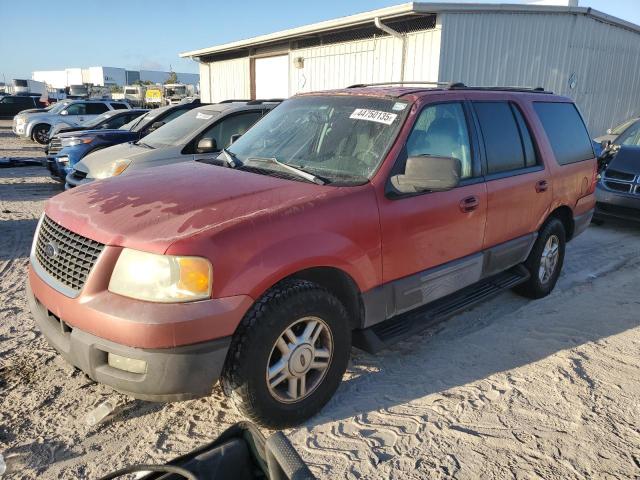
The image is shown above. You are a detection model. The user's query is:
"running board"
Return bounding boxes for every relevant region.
[352,265,530,354]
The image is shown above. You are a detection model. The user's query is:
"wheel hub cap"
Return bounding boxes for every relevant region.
[539,235,560,284]
[266,316,333,403]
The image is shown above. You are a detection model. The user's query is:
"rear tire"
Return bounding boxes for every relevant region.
[221,279,351,429]
[31,124,50,144]
[514,218,566,299]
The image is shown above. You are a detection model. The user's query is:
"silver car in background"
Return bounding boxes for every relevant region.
[13,100,132,144]
[66,100,279,188]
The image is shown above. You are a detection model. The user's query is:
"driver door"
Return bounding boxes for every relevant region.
[376,100,488,316]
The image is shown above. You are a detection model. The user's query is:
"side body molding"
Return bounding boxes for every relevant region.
[361,233,537,328]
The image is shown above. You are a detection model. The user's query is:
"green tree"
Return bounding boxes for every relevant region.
[164,71,178,84]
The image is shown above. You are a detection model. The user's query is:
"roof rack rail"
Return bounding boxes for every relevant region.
[219,99,252,103]
[246,98,284,105]
[447,84,552,94]
[347,81,452,88]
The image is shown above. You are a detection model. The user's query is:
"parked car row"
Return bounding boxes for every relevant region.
[26,83,600,429]
[13,99,133,144]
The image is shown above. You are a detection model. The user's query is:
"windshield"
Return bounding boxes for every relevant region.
[82,112,112,127]
[616,121,640,146]
[121,112,150,131]
[48,101,70,114]
[611,118,638,135]
[139,108,217,148]
[228,96,408,182]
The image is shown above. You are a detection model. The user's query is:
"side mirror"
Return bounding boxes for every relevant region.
[60,110,68,116]
[391,155,461,194]
[196,137,218,153]
[149,121,165,131]
[229,133,242,145]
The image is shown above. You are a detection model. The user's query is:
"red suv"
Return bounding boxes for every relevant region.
[27,84,597,428]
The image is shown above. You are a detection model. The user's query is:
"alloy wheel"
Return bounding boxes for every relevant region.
[539,234,560,284]
[266,316,333,403]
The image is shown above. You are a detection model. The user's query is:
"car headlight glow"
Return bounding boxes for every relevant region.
[61,136,94,147]
[93,159,131,179]
[108,248,212,302]
[16,117,25,125]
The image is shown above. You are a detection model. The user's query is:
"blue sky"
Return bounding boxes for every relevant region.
[0,0,638,82]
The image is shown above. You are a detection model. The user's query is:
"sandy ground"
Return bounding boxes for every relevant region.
[0,119,639,479]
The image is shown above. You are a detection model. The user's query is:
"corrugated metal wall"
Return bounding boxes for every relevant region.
[438,12,640,135]
[208,57,251,102]
[289,28,441,93]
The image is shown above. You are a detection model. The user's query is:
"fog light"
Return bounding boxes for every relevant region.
[107,353,147,374]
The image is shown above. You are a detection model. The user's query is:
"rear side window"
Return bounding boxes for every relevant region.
[110,102,128,110]
[474,101,534,174]
[533,102,594,165]
[86,103,109,115]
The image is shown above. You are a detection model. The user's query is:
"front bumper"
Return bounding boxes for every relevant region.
[595,183,640,222]
[28,281,232,401]
[46,157,71,182]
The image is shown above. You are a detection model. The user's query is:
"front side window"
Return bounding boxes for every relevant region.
[64,103,87,115]
[406,102,472,179]
[228,96,408,182]
[533,102,594,165]
[200,111,262,150]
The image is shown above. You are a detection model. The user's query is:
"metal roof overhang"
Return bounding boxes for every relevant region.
[180,2,640,60]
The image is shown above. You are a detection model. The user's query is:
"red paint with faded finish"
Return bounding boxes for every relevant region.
[31,87,596,350]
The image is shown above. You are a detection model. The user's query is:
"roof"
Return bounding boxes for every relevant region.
[180,2,640,59]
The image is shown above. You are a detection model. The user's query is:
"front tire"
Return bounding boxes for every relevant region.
[514,218,566,299]
[31,124,50,144]
[221,279,351,429]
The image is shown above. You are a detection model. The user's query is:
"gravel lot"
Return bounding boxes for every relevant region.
[0,119,639,479]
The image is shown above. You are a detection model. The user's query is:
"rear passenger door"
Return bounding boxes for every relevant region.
[472,100,551,258]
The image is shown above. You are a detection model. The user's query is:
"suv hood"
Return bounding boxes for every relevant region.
[606,146,640,174]
[46,161,329,253]
[74,142,178,174]
[58,128,123,138]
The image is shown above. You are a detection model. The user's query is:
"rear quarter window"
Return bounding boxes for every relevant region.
[533,102,594,165]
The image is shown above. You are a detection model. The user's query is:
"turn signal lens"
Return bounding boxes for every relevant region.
[109,249,212,302]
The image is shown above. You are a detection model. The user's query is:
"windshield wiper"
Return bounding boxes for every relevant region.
[135,141,154,149]
[246,157,325,185]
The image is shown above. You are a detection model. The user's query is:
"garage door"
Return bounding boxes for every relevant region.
[254,55,289,99]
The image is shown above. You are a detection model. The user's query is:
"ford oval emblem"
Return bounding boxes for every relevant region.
[44,241,59,259]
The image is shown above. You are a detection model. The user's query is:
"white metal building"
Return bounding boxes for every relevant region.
[32,67,199,88]
[181,1,640,135]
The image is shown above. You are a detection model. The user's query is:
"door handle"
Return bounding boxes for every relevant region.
[536,180,549,193]
[459,195,480,213]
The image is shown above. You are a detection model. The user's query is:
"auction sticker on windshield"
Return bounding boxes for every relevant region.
[350,109,397,125]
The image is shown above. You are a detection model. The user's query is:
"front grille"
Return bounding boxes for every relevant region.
[35,215,104,292]
[48,137,63,155]
[605,169,635,181]
[604,180,632,193]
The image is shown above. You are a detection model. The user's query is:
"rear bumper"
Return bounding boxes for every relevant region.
[28,280,233,401]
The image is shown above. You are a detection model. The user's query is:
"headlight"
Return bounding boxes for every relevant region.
[108,248,212,302]
[61,136,94,147]
[16,117,25,125]
[57,155,70,165]
[93,159,131,179]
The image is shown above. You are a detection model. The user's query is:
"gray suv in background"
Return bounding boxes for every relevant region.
[66,100,279,188]
[13,100,132,144]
